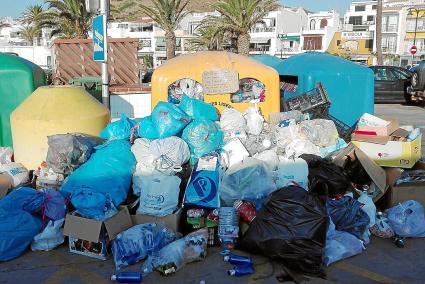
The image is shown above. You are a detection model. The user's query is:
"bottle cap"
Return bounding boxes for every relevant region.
[223,255,230,262]
[111,275,117,281]
[227,269,236,276]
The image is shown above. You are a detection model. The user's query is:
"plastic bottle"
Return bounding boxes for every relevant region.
[223,254,253,266]
[218,207,239,250]
[234,200,256,223]
[227,264,255,277]
[111,272,142,283]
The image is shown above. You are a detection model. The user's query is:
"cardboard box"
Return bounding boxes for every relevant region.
[352,134,422,168]
[356,117,399,136]
[63,206,133,260]
[333,144,387,202]
[0,173,13,199]
[380,161,425,209]
[131,209,182,233]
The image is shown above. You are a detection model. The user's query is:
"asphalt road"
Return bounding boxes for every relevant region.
[1,104,424,284]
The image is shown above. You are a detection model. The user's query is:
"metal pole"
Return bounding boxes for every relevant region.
[413,9,419,64]
[100,0,109,109]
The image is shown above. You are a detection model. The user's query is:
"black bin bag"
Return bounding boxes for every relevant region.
[240,186,328,278]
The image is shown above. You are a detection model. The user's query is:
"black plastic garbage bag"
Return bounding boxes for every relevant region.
[327,196,370,239]
[240,186,328,278]
[46,133,101,175]
[300,154,351,198]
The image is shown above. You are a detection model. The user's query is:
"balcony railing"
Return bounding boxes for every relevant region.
[155,46,182,51]
[382,46,397,53]
[344,20,375,26]
[406,25,425,32]
[250,46,270,52]
[382,24,398,32]
[251,27,276,33]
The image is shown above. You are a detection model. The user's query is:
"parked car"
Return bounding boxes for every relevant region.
[369,66,414,103]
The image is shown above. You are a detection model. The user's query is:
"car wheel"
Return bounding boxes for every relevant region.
[412,70,425,90]
[404,85,413,105]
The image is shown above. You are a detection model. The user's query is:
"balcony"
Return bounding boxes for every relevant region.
[382,46,397,53]
[155,46,182,52]
[406,25,425,32]
[382,24,398,33]
[251,27,276,33]
[344,21,375,26]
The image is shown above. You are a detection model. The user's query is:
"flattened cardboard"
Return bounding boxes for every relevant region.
[202,69,239,94]
[351,134,390,145]
[0,173,13,199]
[131,209,182,233]
[334,144,387,198]
[63,206,132,243]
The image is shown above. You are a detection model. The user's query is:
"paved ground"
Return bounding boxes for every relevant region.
[1,104,424,284]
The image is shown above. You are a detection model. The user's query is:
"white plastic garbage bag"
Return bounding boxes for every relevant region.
[276,157,309,190]
[31,219,65,251]
[245,106,264,136]
[0,162,29,187]
[150,136,190,174]
[254,150,279,171]
[222,138,249,168]
[284,139,320,158]
[219,108,246,132]
[0,147,13,165]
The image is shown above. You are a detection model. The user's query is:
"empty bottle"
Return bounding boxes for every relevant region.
[227,264,255,277]
[111,272,142,283]
[223,254,253,266]
[218,207,239,250]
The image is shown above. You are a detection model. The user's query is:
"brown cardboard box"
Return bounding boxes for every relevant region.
[356,117,399,136]
[333,143,387,201]
[380,161,425,209]
[0,173,13,199]
[131,209,182,233]
[63,206,133,260]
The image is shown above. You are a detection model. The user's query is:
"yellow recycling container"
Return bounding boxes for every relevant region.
[151,51,280,120]
[11,86,110,170]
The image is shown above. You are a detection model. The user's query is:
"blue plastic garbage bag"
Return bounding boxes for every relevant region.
[135,116,160,139]
[22,189,66,221]
[0,187,41,212]
[61,140,136,219]
[151,102,191,138]
[327,196,370,239]
[179,95,218,121]
[386,200,425,238]
[0,210,42,261]
[182,119,223,164]
[99,114,136,141]
[112,222,179,270]
[324,219,364,266]
[71,189,118,220]
[184,153,221,208]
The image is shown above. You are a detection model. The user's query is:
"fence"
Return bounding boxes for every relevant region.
[52,38,139,85]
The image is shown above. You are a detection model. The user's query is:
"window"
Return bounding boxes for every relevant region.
[303,36,322,50]
[117,24,128,29]
[367,15,374,22]
[46,56,52,67]
[365,39,373,49]
[372,5,377,10]
[337,40,341,46]
[270,18,276,27]
[374,68,396,81]
[289,41,294,48]
[355,5,366,12]
[310,19,316,30]
[349,16,363,25]
[320,19,328,29]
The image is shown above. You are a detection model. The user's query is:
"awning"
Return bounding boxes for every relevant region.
[250,38,270,44]
[280,35,300,41]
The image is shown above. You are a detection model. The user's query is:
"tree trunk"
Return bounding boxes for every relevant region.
[237,33,250,56]
[165,31,176,60]
[376,0,383,65]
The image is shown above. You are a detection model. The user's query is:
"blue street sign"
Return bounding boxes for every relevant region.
[93,15,106,61]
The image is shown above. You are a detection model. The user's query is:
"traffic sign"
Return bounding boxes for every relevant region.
[93,15,106,61]
[411,45,417,55]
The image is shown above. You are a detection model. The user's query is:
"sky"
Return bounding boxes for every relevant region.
[1,0,352,18]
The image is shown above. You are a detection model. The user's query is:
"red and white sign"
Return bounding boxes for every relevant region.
[411,45,417,55]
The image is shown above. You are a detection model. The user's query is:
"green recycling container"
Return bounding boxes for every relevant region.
[69,76,102,102]
[0,53,46,147]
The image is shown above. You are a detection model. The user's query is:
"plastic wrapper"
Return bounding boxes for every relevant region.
[99,114,136,141]
[219,158,277,209]
[386,200,425,238]
[245,106,264,136]
[357,191,376,244]
[31,219,65,251]
[284,139,320,158]
[0,147,13,165]
[241,186,328,277]
[243,125,275,156]
[112,223,179,271]
[61,140,136,220]
[151,102,191,138]
[46,133,100,175]
[182,119,223,164]
[0,162,29,187]
[168,78,203,104]
[324,219,364,266]
[299,119,339,147]
[142,228,208,276]
[276,157,309,190]
[219,108,246,132]
[179,95,218,121]
[231,78,265,103]
[133,174,181,217]
[395,170,425,186]
[327,196,370,240]
[254,150,279,171]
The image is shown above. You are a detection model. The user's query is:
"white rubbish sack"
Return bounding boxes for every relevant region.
[150,136,190,174]
[284,139,320,159]
[245,106,264,136]
[0,147,13,165]
[254,150,279,171]
[276,157,309,190]
[222,138,250,168]
[220,108,246,132]
[0,162,29,187]
[31,219,65,251]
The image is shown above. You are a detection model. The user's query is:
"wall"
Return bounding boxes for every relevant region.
[327,31,374,64]
[0,45,52,68]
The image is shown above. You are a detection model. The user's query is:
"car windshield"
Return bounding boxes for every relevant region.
[393,68,412,79]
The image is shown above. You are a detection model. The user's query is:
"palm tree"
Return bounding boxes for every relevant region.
[139,0,190,60]
[21,5,44,26]
[189,19,226,51]
[376,0,383,65]
[19,25,41,45]
[211,0,279,56]
[42,0,91,39]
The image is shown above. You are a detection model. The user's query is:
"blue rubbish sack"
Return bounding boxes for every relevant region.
[184,153,221,208]
[151,102,191,138]
[133,174,181,217]
[386,200,425,238]
[112,222,179,271]
[179,95,218,121]
[0,210,42,261]
[219,158,277,209]
[135,116,160,139]
[0,187,41,212]
[31,218,65,251]
[324,219,364,266]
[61,140,136,219]
[182,119,224,164]
[327,196,370,239]
[71,189,118,220]
[22,189,67,221]
[99,114,136,141]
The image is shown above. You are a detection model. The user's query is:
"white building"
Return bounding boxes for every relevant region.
[300,10,341,52]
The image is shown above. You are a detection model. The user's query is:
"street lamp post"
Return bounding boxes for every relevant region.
[409,7,421,65]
